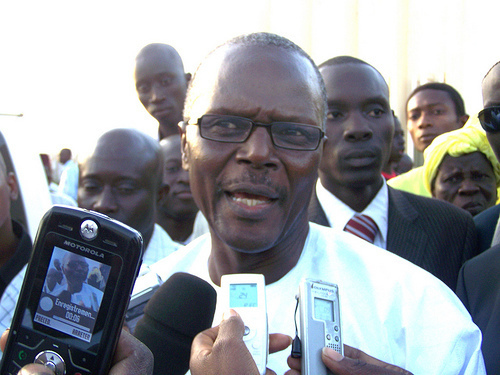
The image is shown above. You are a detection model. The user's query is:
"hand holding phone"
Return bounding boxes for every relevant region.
[0,206,143,375]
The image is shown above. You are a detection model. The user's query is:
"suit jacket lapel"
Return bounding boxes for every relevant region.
[387,187,429,264]
[308,190,330,227]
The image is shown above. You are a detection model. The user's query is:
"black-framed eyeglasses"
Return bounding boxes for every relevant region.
[478,106,500,133]
[192,114,325,151]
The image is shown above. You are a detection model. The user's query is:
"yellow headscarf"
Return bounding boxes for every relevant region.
[423,124,500,195]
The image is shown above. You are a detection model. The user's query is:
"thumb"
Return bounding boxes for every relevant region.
[321,347,412,375]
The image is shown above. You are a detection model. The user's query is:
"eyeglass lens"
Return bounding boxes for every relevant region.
[479,106,500,133]
[199,115,322,150]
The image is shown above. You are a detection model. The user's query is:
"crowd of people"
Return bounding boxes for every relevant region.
[1,31,500,374]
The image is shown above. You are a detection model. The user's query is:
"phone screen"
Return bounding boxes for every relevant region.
[33,246,110,343]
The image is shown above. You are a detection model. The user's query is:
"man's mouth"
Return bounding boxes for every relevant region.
[228,192,275,207]
[419,134,437,143]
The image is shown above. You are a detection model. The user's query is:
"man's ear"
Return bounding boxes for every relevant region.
[7,172,18,201]
[459,114,470,127]
[185,73,192,87]
[179,121,190,170]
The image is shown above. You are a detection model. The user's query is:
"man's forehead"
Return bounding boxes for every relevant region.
[135,49,183,79]
[321,63,389,102]
[81,148,157,183]
[187,44,321,121]
[483,65,500,105]
[408,89,454,110]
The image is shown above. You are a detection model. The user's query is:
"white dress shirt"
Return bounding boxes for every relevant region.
[316,179,389,249]
[150,224,486,375]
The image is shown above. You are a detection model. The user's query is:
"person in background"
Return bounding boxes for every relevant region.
[157,135,207,244]
[40,153,77,206]
[77,128,182,266]
[0,153,32,334]
[422,125,499,216]
[381,114,405,179]
[456,60,500,374]
[388,82,469,196]
[57,148,79,201]
[135,43,191,140]
[393,153,413,175]
[0,153,31,299]
[307,56,478,290]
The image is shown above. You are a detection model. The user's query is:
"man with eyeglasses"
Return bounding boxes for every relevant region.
[308,56,478,290]
[147,33,484,374]
[457,60,500,375]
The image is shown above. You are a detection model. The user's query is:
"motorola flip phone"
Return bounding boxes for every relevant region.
[0,205,143,375]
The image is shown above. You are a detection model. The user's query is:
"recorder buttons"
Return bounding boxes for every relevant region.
[80,220,98,240]
[35,350,66,375]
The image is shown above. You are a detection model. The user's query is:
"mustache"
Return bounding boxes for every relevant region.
[217,170,288,200]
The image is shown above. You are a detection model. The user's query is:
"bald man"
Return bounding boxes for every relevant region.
[135,43,191,139]
[77,128,181,266]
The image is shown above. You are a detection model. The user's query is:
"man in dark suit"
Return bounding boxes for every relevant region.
[456,60,500,375]
[308,56,478,290]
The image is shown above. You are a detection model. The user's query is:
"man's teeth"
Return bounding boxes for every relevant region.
[231,196,267,207]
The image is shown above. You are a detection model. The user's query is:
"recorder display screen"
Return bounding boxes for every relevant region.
[33,246,111,342]
[229,283,258,307]
[314,297,334,321]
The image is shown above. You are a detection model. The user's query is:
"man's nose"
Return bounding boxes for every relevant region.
[151,83,166,103]
[458,178,480,195]
[343,113,373,142]
[235,126,278,169]
[417,112,432,129]
[93,186,118,213]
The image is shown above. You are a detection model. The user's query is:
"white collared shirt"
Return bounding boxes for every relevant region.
[316,179,389,249]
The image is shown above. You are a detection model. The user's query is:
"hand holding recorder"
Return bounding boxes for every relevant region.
[190,309,292,375]
[285,344,413,375]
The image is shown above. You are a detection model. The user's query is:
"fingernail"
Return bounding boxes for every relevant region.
[322,347,343,361]
[222,309,238,320]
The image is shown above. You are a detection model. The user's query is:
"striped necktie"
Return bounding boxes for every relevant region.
[344,214,378,244]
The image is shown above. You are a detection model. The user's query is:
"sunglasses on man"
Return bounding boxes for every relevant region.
[479,106,500,133]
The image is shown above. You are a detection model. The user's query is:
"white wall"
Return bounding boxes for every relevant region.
[0,0,498,159]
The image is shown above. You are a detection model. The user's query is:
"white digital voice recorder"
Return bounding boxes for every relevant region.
[299,278,342,375]
[221,273,268,375]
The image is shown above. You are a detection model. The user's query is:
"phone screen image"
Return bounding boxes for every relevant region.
[33,246,110,343]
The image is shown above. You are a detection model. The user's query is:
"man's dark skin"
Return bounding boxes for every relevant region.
[382,116,405,176]
[179,36,410,374]
[77,129,162,248]
[407,87,469,153]
[135,44,191,140]
[0,154,19,268]
[157,135,199,243]
[61,253,89,294]
[318,61,394,212]
[181,43,321,287]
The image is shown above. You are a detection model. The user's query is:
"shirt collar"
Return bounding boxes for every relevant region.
[316,179,389,249]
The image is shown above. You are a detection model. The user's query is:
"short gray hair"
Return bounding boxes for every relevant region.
[183,32,326,128]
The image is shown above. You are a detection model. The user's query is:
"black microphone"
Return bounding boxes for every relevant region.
[133,272,217,375]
